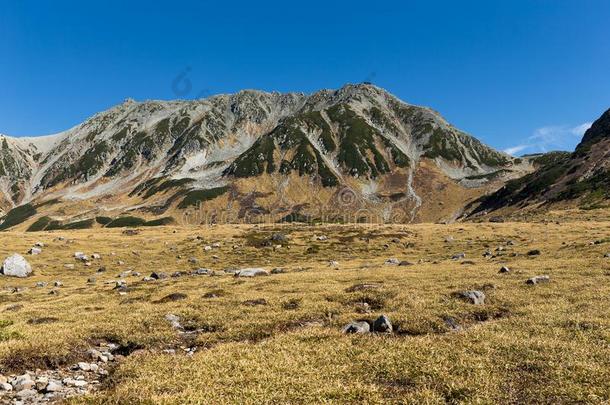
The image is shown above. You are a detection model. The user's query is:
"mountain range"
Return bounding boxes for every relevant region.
[0,84,606,231]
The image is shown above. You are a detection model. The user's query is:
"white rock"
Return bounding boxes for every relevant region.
[78,362,91,371]
[235,268,268,277]
[28,247,42,255]
[0,382,12,391]
[1,254,32,277]
[45,381,62,392]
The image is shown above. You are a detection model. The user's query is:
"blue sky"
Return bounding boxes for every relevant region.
[1,0,609,155]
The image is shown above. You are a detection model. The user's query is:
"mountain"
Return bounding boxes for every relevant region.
[469,108,610,217]
[0,84,530,230]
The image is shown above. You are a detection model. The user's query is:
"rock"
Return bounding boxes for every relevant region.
[235,268,268,277]
[1,254,32,277]
[16,388,37,398]
[270,233,288,243]
[398,261,414,266]
[74,252,89,261]
[45,381,63,392]
[372,315,393,333]
[192,268,214,276]
[155,293,187,303]
[0,382,12,391]
[211,242,221,248]
[483,250,493,258]
[143,277,155,282]
[316,235,328,241]
[526,275,550,285]
[150,272,169,280]
[36,281,47,288]
[92,253,101,259]
[203,245,212,251]
[54,281,63,287]
[77,362,91,371]
[489,216,504,223]
[12,374,34,390]
[328,260,339,267]
[455,290,486,305]
[342,321,370,334]
[384,258,400,265]
[188,257,198,264]
[165,313,182,329]
[242,298,267,306]
[604,253,610,258]
[87,277,96,284]
[97,266,106,273]
[527,249,541,256]
[451,253,466,260]
[271,268,286,274]
[442,316,462,332]
[499,266,511,273]
[34,242,44,247]
[28,247,42,255]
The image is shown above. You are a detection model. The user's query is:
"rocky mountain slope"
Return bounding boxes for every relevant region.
[469,109,610,217]
[0,84,530,229]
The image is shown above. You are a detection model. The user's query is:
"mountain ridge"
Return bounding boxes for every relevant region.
[0,84,532,228]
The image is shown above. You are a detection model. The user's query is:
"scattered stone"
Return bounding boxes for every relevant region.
[454,290,486,305]
[235,268,268,277]
[398,261,414,266]
[526,275,550,285]
[91,253,101,260]
[203,245,212,251]
[155,293,188,303]
[45,381,63,392]
[242,298,267,306]
[328,260,339,267]
[1,254,33,277]
[483,250,493,258]
[499,266,511,273]
[97,266,106,273]
[29,247,42,255]
[316,235,328,241]
[165,313,182,329]
[74,252,89,261]
[87,277,96,284]
[34,242,45,247]
[77,362,91,371]
[54,281,63,287]
[604,253,610,258]
[451,253,466,260]
[192,268,214,276]
[150,272,169,280]
[188,257,198,264]
[442,316,462,332]
[342,321,370,334]
[270,233,288,243]
[36,281,47,288]
[384,258,400,265]
[372,315,393,333]
[0,381,12,391]
[11,374,35,391]
[527,249,541,256]
[271,267,286,274]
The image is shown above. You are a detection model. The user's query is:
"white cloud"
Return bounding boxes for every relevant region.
[503,145,528,155]
[503,122,592,156]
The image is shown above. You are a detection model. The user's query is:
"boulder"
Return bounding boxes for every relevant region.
[28,247,42,255]
[455,290,486,305]
[526,275,550,285]
[451,253,466,260]
[235,268,268,277]
[1,254,32,277]
[372,315,393,333]
[342,321,370,334]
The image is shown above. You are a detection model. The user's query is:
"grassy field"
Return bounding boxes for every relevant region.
[0,210,609,403]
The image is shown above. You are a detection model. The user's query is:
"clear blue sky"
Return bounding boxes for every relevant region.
[1,0,609,155]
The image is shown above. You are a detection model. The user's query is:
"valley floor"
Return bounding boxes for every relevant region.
[0,211,609,403]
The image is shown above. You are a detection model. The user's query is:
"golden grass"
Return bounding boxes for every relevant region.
[0,212,609,403]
